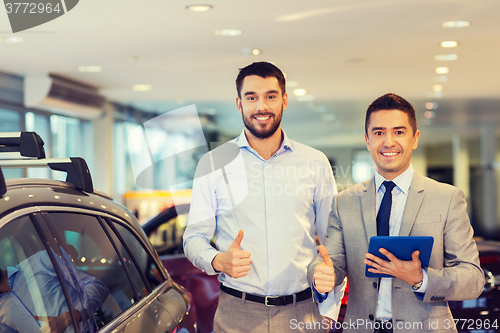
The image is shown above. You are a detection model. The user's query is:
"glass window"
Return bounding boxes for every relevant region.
[110,220,165,289]
[0,215,81,333]
[26,112,51,179]
[148,213,188,256]
[0,108,22,178]
[46,212,140,328]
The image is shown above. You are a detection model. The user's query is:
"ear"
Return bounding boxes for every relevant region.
[236,97,243,115]
[413,130,420,149]
[282,92,288,111]
[365,133,371,151]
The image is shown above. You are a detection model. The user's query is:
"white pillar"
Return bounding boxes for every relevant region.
[92,103,114,196]
[452,135,470,200]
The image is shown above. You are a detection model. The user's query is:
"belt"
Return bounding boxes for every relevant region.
[220,284,312,306]
[374,319,393,333]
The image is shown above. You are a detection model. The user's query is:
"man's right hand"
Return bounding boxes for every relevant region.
[212,230,252,278]
[314,245,335,294]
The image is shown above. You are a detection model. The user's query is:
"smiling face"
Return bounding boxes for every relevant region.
[365,109,420,180]
[236,75,288,140]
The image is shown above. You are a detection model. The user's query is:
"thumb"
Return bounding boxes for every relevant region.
[412,250,420,262]
[34,315,46,321]
[318,245,333,268]
[230,230,244,250]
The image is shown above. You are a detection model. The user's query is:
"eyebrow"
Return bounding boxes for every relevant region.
[243,89,280,96]
[371,125,407,132]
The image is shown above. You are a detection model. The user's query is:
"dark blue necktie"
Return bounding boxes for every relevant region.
[377,181,396,236]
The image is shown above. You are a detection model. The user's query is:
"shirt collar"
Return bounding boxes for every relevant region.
[375,164,414,194]
[235,128,294,153]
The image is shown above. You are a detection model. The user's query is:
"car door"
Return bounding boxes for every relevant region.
[39,209,196,333]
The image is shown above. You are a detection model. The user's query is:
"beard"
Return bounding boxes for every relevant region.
[242,105,283,139]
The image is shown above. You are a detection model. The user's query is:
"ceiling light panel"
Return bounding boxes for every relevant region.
[186,5,213,12]
[434,54,458,61]
[0,37,24,43]
[78,66,102,72]
[435,67,450,74]
[442,21,470,28]
[215,29,242,36]
[441,41,458,48]
[132,84,152,91]
[293,89,307,96]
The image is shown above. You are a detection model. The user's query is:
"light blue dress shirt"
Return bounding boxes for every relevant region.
[0,249,109,333]
[183,129,337,297]
[374,165,428,319]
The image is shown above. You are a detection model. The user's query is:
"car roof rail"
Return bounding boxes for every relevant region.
[0,132,94,195]
[0,131,46,159]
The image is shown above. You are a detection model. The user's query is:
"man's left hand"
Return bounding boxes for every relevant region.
[364,249,423,286]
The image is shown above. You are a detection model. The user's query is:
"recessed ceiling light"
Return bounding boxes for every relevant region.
[442,21,470,28]
[132,84,152,91]
[441,41,458,48]
[434,54,458,61]
[435,67,449,74]
[186,5,213,11]
[215,29,242,36]
[293,89,307,96]
[432,84,443,92]
[252,49,260,55]
[78,66,102,73]
[0,37,24,43]
[286,81,299,88]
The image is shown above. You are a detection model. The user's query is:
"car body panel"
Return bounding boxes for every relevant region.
[0,179,197,333]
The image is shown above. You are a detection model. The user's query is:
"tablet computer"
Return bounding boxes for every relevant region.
[365,236,434,278]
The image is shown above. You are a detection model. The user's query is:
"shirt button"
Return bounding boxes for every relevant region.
[373,282,377,288]
[369,315,374,320]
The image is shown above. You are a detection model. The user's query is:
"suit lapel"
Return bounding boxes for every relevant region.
[361,176,378,242]
[399,171,425,236]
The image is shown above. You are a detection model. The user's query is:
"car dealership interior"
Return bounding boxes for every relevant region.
[1,1,499,238]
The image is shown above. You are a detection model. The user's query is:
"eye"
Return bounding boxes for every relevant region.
[268,95,276,100]
[396,130,404,135]
[374,131,383,136]
[246,96,256,101]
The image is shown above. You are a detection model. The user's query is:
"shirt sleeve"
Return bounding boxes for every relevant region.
[318,278,347,321]
[183,152,220,275]
[413,268,428,301]
[314,154,337,244]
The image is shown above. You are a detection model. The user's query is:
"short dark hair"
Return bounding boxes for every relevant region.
[236,62,286,98]
[365,93,417,135]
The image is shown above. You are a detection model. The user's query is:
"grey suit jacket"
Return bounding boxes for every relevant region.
[307,172,484,333]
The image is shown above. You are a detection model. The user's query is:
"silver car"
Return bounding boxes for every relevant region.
[0,131,197,333]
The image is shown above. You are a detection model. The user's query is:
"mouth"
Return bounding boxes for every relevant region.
[253,114,272,123]
[380,152,400,157]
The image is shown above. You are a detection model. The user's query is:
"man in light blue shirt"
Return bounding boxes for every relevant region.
[183,62,345,332]
[309,93,483,333]
[0,249,109,333]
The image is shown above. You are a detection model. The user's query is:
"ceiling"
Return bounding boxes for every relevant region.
[1,0,500,148]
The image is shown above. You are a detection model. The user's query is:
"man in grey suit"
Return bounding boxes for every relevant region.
[308,93,484,333]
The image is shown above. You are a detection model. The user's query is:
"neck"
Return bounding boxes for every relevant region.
[244,127,283,160]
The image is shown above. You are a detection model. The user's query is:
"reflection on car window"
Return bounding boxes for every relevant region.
[149,213,188,255]
[0,215,85,333]
[111,220,165,289]
[47,212,142,328]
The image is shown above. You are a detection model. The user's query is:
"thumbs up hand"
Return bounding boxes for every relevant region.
[212,230,252,278]
[313,245,336,294]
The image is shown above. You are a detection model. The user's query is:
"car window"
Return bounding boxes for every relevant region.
[148,213,188,255]
[110,220,165,289]
[0,215,81,333]
[46,212,143,328]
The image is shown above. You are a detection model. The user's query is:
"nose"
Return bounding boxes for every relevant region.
[384,133,396,147]
[256,98,268,112]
